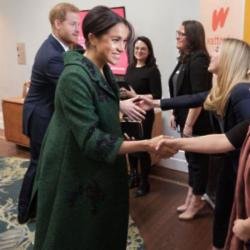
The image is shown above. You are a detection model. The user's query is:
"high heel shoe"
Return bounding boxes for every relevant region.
[178,197,206,220]
[176,187,193,213]
[177,204,189,213]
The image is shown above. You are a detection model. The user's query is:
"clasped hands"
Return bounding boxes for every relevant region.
[146,135,180,159]
[120,95,155,122]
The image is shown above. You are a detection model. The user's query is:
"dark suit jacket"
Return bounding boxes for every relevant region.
[168,50,212,134]
[23,34,65,143]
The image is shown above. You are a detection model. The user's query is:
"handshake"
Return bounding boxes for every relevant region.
[143,135,181,159]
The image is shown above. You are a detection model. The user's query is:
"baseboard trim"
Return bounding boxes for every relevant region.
[150,174,188,188]
[160,158,188,173]
[150,164,188,184]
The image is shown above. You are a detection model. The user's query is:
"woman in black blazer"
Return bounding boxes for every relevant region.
[168,20,213,220]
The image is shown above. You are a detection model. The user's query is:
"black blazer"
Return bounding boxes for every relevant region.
[161,91,208,110]
[168,50,212,134]
[23,35,65,142]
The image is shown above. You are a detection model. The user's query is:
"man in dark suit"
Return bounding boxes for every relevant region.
[18,2,80,224]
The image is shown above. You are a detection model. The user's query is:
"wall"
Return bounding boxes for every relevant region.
[0,0,199,171]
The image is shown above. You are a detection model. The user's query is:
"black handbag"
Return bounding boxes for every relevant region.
[120,120,143,140]
[120,120,144,159]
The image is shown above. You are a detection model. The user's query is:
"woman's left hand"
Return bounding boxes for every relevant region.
[120,97,146,121]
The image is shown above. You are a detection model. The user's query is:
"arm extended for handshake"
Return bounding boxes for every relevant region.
[118,135,178,159]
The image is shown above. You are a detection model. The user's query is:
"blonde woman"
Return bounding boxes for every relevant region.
[204,39,250,250]
[157,119,250,249]
[152,38,250,250]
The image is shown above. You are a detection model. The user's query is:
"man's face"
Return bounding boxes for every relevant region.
[56,12,80,45]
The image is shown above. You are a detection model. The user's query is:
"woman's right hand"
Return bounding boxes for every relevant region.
[169,114,177,130]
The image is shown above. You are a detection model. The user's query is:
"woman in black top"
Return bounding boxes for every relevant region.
[156,119,250,249]
[168,20,213,220]
[123,36,162,197]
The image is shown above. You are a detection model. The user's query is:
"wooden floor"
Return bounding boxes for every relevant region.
[0,131,213,250]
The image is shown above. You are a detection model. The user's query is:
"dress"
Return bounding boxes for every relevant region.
[124,65,162,189]
[31,51,128,250]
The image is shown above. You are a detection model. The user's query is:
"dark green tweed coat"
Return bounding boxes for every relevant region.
[32,51,128,250]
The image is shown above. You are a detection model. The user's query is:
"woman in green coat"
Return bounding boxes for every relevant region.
[31,6,175,250]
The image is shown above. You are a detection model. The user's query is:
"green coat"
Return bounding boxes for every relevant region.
[32,51,128,250]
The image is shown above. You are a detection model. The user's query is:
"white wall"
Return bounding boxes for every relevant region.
[0,0,199,170]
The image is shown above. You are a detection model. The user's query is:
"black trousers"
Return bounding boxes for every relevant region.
[128,110,154,185]
[18,137,41,222]
[18,111,49,222]
[180,123,210,196]
[185,151,209,195]
[213,160,236,248]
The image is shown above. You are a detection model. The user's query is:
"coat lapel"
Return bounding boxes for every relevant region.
[80,57,118,100]
[175,63,186,95]
[48,34,65,53]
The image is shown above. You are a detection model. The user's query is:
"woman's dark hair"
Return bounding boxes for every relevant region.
[182,20,208,56]
[82,6,133,48]
[130,36,157,67]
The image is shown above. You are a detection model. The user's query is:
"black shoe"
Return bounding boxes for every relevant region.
[18,210,36,224]
[17,211,29,224]
[129,175,140,189]
[18,200,36,224]
[134,184,150,197]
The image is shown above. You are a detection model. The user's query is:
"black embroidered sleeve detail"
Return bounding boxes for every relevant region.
[95,135,117,160]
